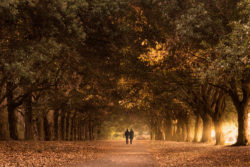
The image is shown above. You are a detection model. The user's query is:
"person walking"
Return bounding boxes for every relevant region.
[129,129,134,144]
[125,129,129,144]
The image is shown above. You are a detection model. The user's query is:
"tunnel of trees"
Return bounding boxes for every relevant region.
[0,0,249,146]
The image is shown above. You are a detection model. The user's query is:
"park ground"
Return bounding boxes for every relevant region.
[0,140,249,167]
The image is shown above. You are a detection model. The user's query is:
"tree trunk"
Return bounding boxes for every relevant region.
[165,120,173,140]
[182,121,187,141]
[193,114,202,142]
[172,122,177,140]
[96,121,101,140]
[155,120,163,140]
[229,80,249,146]
[70,113,76,141]
[6,82,18,140]
[89,119,92,140]
[78,119,82,140]
[44,113,50,141]
[91,122,95,140]
[150,130,155,140]
[74,116,78,140]
[66,112,70,140]
[213,92,226,145]
[150,120,156,140]
[8,105,18,140]
[53,110,59,140]
[0,107,9,140]
[235,104,248,145]
[84,121,88,140]
[176,119,183,141]
[24,94,33,140]
[185,117,191,142]
[214,119,224,145]
[201,113,212,142]
[60,110,66,140]
[36,116,44,140]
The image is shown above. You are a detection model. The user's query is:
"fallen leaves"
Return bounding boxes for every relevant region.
[150,141,250,167]
[0,141,104,167]
[0,141,249,167]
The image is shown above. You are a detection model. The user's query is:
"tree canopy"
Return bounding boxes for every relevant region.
[0,0,249,146]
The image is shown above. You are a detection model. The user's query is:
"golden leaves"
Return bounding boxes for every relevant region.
[0,141,101,166]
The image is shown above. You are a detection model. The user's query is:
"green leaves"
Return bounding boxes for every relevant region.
[206,0,250,82]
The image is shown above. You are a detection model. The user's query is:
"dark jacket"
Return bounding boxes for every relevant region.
[125,130,129,138]
[129,130,134,139]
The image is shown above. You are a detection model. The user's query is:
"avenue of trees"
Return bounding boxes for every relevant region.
[0,0,249,146]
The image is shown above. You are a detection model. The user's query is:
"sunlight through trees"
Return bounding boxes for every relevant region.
[0,0,249,147]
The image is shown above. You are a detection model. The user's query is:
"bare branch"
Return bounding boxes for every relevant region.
[208,82,229,93]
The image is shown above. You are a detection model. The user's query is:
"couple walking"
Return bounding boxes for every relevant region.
[125,129,134,144]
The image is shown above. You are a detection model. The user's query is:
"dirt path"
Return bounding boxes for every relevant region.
[78,141,159,167]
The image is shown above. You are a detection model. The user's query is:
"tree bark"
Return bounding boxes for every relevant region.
[236,104,248,145]
[229,80,249,146]
[65,112,70,140]
[176,119,183,141]
[60,110,66,140]
[89,119,93,140]
[0,107,9,140]
[70,113,76,141]
[84,121,88,140]
[201,113,213,142]
[150,120,156,140]
[6,82,18,140]
[78,119,83,140]
[53,109,59,140]
[155,120,163,140]
[36,116,44,140]
[182,120,187,141]
[165,119,173,140]
[193,114,202,142]
[8,105,18,140]
[185,117,191,142]
[96,121,101,140]
[24,94,33,140]
[74,116,78,140]
[213,92,226,145]
[214,119,224,145]
[44,113,50,141]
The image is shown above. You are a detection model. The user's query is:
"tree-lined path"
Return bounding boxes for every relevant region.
[80,141,158,167]
[0,0,249,166]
